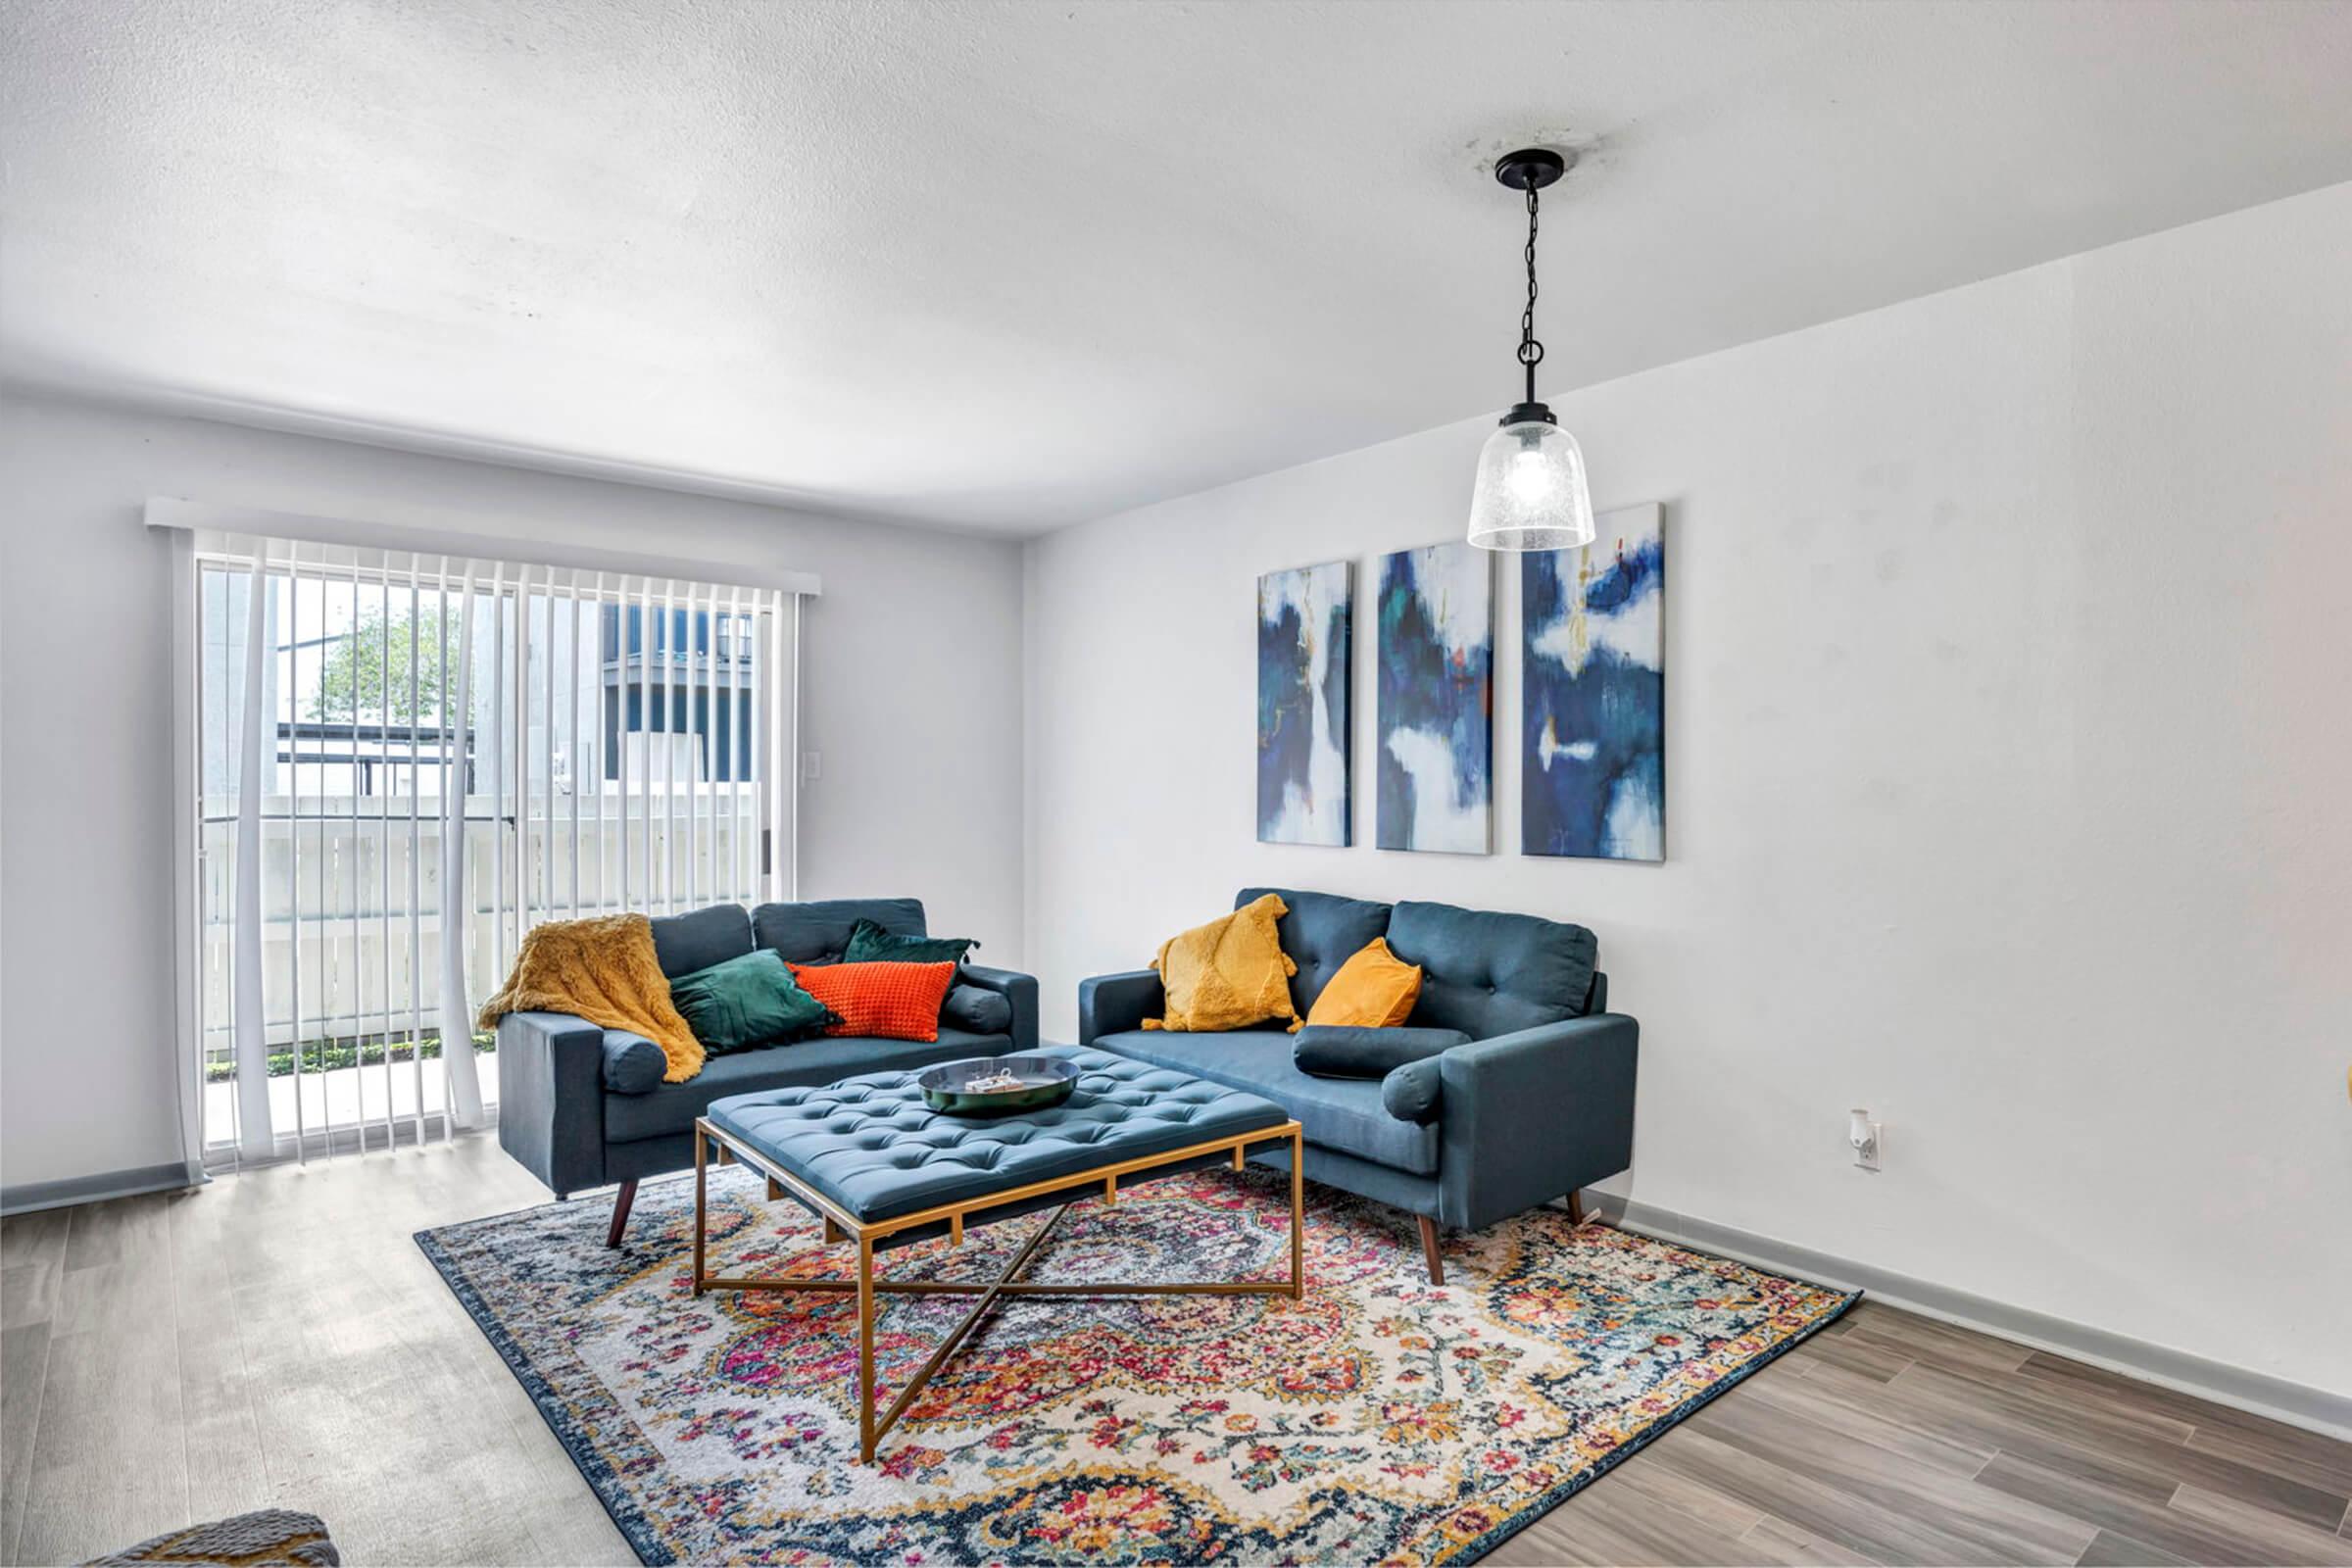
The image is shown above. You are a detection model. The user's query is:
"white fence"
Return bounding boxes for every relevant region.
[197,778,759,1062]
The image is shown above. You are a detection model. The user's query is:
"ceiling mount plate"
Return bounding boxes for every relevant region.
[1494,147,1571,191]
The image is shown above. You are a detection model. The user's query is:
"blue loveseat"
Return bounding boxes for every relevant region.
[1079,888,1636,1282]
[496,897,1038,1245]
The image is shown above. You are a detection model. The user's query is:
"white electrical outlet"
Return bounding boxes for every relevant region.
[1848,1108,1883,1172]
[802,750,822,783]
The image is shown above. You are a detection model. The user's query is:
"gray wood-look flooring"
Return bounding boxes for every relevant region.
[4,1133,2346,1566]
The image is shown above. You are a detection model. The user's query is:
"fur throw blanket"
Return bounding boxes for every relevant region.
[477,913,703,1082]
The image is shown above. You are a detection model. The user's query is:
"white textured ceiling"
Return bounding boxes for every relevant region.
[7,0,2352,534]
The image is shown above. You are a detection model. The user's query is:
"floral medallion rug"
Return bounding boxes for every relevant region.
[418,1166,1854,1565]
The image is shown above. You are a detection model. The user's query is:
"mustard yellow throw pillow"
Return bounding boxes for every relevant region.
[1305,937,1423,1028]
[1145,894,1299,1033]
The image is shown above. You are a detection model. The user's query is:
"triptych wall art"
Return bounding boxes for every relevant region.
[1376,542,1493,854]
[1524,501,1666,861]
[1254,502,1664,860]
[1255,560,1353,846]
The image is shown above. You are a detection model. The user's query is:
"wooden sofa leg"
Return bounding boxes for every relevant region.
[1417,1214,1446,1286]
[605,1179,639,1249]
[1566,1190,1586,1226]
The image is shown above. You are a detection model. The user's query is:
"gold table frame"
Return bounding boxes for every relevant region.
[692,1115,1307,1463]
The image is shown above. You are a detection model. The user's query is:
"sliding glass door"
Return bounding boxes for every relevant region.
[189,541,794,1167]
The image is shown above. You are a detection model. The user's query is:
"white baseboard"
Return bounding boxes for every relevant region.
[1606,1196,2352,1442]
[1,1161,205,1217]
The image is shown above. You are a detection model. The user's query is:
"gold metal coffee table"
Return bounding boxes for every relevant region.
[690,1055,1305,1464]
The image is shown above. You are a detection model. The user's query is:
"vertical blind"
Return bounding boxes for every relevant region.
[180,527,804,1168]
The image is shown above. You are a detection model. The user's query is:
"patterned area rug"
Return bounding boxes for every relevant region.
[420,1166,1853,1565]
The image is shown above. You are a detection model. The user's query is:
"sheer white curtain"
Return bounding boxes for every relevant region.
[163,514,807,1169]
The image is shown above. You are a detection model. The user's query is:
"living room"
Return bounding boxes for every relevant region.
[3,3,2348,1566]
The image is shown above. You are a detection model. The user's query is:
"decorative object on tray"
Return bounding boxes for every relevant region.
[917,1054,1082,1114]
[420,1163,1852,1567]
[1524,501,1665,861]
[1257,559,1353,846]
[1376,540,1494,854]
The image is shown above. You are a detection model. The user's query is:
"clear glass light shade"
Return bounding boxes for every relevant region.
[1466,418,1595,552]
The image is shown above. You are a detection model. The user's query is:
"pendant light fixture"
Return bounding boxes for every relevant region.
[1466,147,1595,553]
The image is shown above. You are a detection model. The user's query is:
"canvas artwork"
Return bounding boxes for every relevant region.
[1255,560,1352,846]
[1376,541,1493,854]
[1523,502,1665,860]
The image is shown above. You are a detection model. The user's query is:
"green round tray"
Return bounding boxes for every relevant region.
[917,1054,1080,1116]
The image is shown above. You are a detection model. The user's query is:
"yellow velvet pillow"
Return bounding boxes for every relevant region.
[1145,893,1300,1033]
[1305,937,1423,1027]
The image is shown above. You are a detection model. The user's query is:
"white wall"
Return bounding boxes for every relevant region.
[1023,181,2352,1396]
[0,396,1026,1192]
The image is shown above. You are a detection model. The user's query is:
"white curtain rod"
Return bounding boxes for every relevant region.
[143,496,823,598]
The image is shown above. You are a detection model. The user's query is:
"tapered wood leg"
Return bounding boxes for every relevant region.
[766,1176,783,1201]
[856,1236,877,1463]
[606,1179,639,1250]
[1566,1189,1587,1225]
[1417,1213,1445,1286]
[823,1217,846,1244]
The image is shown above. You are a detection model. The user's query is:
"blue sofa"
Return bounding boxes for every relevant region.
[1079,888,1636,1283]
[496,897,1038,1245]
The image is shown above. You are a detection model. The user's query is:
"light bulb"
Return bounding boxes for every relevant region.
[1507,449,1554,503]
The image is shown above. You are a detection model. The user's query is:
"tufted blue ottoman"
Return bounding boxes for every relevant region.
[693,1045,1304,1462]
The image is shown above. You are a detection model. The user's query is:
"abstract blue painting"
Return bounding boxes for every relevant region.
[1523,502,1665,860]
[1377,542,1492,854]
[1256,560,1352,846]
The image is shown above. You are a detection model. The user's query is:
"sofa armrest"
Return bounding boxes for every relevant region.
[956,964,1039,1054]
[1077,968,1163,1046]
[1436,1012,1639,1232]
[495,1011,609,1199]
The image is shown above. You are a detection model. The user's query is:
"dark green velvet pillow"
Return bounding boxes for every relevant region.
[840,916,978,967]
[667,950,836,1056]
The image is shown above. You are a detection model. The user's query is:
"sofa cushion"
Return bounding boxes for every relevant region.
[1382,1057,1444,1124]
[842,916,978,966]
[1090,1028,1438,1175]
[1303,937,1422,1027]
[1149,893,1298,1033]
[1387,900,1596,1039]
[600,1029,668,1095]
[789,959,958,1043]
[667,950,835,1055]
[602,1027,1005,1144]
[942,983,1012,1035]
[1293,1024,1472,1080]
[648,903,754,979]
[754,898,927,964]
[1237,887,1394,1019]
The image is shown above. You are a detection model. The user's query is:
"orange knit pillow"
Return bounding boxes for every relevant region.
[787,960,957,1043]
[1305,937,1422,1027]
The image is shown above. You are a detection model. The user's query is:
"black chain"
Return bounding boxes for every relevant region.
[1517,184,1544,405]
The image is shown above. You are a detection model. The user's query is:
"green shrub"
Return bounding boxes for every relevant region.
[204,1031,495,1083]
